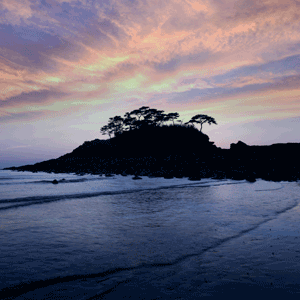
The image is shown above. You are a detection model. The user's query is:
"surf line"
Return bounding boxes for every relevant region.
[0,180,245,211]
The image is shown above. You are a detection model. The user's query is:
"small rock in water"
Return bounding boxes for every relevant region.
[132,175,142,180]
[52,179,58,184]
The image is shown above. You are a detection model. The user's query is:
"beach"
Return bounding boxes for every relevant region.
[1,170,300,299]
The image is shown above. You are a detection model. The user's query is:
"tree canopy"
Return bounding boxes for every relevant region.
[100,107,217,138]
[187,114,217,132]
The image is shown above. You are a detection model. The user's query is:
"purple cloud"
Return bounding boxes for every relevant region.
[0,23,85,70]
[0,110,46,123]
[0,88,68,108]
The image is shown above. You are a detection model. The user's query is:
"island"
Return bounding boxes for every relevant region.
[4,106,300,182]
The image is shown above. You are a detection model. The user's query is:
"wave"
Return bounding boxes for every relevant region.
[0,177,114,185]
[0,180,243,211]
[255,184,284,191]
[0,177,19,181]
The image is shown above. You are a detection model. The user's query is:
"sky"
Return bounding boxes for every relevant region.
[1,0,300,168]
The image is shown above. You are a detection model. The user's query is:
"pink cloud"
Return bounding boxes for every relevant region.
[1,0,300,157]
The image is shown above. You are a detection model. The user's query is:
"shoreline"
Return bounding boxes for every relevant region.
[4,159,300,183]
[3,140,300,183]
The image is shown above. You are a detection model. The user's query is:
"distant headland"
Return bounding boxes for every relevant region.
[4,106,300,182]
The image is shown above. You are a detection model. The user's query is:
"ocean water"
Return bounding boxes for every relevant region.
[1,170,300,299]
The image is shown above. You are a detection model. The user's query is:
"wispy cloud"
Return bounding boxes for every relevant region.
[1,0,300,150]
[0,110,47,122]
[0,88,68,108]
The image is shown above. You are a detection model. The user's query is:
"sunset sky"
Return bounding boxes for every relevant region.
[1,0,300,168]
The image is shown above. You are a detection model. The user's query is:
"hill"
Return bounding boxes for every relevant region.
[4,126,300,182]
[5,125,217,179]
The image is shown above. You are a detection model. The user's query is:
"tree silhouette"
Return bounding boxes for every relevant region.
[107,115,124,137]
[100,124,112,138]
[123,112,136,131]
[143,108,165,126]
[175,119,183,126]
[125,107,167,128]
[100,107,217,139]
[166,112,179,125]
[130,106,150,121]
[188,114,217,132]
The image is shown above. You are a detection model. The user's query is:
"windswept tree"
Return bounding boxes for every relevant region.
[100,106,189,138]
[166,112,180,125]
[129,106,150,121]
[126,107,168,128]
[123,112,136,131]
[150,110,165,126]
[184,121,195,128]
[175,119,183,126]
[143,108,166,126]
[107,115,124,137]
[100,124,113,138]
[188,114,217,132]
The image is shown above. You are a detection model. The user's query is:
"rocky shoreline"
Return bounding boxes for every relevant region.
[4,140,300,183]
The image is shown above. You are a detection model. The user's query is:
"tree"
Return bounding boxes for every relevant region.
[123,112,136,131]
[132,119,145,129]
[188,114,217,132]
[143,109,165,126]
[156,111,166,126]
[100,106,188,138]
[175,119,183,126]
[129,106,150,121]
[166,112,179,125]
[100,124,113,138]
[127,107,168,128]
[107,115,124,137]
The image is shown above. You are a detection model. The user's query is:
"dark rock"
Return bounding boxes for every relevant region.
[212,172,225,179]
[5,132,300,184]
[52,179,58,184]
[230,141,249,151]
[246,177,256,183]
[230,171,245,180]
[174,174,183,178]
[132,175,142,180]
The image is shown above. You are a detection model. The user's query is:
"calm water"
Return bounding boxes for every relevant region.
[1,170,300,299]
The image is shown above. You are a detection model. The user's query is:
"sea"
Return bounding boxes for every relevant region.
[1,169,300,299]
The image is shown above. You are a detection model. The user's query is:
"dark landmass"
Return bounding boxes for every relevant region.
[4,125,300,182]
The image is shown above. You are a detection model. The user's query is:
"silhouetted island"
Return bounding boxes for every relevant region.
[4,106,300,182]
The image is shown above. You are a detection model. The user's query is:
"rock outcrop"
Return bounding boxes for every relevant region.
[4,126,300,182]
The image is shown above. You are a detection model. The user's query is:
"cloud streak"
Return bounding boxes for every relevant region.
[0,88,68,108]
[1,0,300,153]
